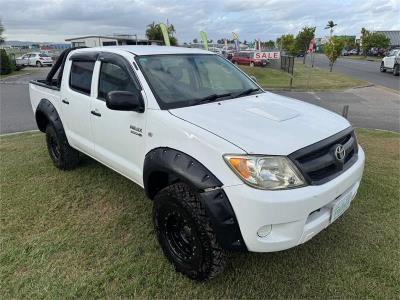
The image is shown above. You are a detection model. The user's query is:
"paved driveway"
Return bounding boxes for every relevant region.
[0,68,48,134]
[274,86,400,132]
[305,54,400,90]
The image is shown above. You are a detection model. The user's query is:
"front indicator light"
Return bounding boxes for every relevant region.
[224,155,306,190]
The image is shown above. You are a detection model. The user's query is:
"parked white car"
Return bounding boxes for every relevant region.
[380,48,400,75]
[16,52,53,67]
[29,46,365,281]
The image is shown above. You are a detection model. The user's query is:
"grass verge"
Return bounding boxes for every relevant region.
[0,69,33,80]
[1,129,399,298]
[342,56,382,62]
[240,61,367,90]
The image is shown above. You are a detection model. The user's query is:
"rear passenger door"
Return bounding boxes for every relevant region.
[90,53,146,184]
[61,55,97,155]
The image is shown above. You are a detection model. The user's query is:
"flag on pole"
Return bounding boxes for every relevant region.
[232,32,239,52]
[159,23,170,46]
[200,31,208,51]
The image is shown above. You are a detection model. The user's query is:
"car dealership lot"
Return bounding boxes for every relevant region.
[1,67,398,134]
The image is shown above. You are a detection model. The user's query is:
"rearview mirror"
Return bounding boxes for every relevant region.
[250,75,257,83]
[106,91,144,113]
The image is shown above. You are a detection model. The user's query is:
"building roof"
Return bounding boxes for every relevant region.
[374,30,400,46]
[65,35,160,43]
[73,45,213,56]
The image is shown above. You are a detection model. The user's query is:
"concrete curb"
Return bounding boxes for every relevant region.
[0,129,40,137]
[266,82,375,93]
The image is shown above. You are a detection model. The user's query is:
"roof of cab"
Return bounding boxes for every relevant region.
[73,45,213,56]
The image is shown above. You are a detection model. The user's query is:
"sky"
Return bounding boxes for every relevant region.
[1,0,399,43]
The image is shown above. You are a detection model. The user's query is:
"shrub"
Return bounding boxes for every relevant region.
[0,49,13,75]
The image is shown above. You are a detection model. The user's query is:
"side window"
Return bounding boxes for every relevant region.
[98,62,139,100]
[69,61,95,95]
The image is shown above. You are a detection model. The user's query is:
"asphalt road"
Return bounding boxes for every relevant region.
[305,54,400,90]
[0,68,48,134]
[0,67,399,134]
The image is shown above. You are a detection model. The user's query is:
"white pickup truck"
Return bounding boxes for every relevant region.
[380,48,400,75]
[29,46,365,281]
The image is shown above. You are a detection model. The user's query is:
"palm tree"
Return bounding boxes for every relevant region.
[325,20,337,37]
[0,19,4,45]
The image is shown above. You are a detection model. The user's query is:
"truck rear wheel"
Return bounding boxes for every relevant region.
[393,64,399,76]
[153,183,226,281]
[45,123,79,170]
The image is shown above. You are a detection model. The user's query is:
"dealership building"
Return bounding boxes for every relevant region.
[65,35,162,48]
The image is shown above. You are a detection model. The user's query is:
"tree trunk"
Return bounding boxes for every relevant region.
[329,63,333,72]
[303,53,306,64]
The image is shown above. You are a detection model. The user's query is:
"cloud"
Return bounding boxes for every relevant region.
[0,0,399,42]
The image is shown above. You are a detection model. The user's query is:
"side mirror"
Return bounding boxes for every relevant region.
[106,91,144,113]
[250,75,257,83]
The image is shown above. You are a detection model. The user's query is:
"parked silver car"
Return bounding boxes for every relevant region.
[16,52,53,67]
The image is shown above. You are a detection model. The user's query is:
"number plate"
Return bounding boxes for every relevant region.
[331,190,353,223]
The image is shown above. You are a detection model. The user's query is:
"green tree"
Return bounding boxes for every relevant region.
[324,20,337,37]
[277,34,297,55]
[145,22,178,46]
[295,26,316,63]
[0,49,13,75]
[263,40,275,49]
[370,32,390,50]
[338,36,356,50]
[360,27,371,56]
[0,19,4,45]
[323,36,345,72]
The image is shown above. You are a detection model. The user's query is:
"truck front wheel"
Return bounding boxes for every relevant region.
[45,124,79,170]
[153,183,226,281]
[380,62,386,72]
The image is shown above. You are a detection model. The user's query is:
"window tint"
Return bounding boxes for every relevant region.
[39,54,49,57]
[69,61,95,95]
[98,62,139,100]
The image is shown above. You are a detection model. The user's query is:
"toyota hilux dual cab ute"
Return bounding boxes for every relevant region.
[29,46,365,281]
[380,48,400,75]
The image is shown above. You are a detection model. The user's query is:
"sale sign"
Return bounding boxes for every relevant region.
[254,52,281,60]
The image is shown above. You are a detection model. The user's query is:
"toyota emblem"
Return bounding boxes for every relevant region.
[335,145,346,161]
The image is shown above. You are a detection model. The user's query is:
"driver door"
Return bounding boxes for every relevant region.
[90,53,147,184]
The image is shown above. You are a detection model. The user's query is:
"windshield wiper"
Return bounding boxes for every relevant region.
[192,92,233,105]
[233,88,261,98]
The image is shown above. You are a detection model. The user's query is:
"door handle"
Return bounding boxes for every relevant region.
[91,110,101,117]
[62,99,69,105]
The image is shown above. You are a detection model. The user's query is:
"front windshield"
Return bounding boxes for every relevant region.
[136,54,260,109]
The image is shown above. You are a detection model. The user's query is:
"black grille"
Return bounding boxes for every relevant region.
[289,127,358,185]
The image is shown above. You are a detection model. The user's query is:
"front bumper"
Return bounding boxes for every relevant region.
[223,146,365,252]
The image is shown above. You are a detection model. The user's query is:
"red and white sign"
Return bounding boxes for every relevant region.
[307,38,315,54]
[254,52,280,60]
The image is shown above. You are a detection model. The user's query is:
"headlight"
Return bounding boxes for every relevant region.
[224,155,306,190]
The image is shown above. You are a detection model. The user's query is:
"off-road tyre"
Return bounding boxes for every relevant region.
[45,123,79,170]
[393,64,399,76]
[153,183,226,281]
[380,62,386,72]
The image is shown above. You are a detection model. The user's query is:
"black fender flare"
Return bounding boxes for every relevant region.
[143,147,247,251]
[35,99,66,137]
